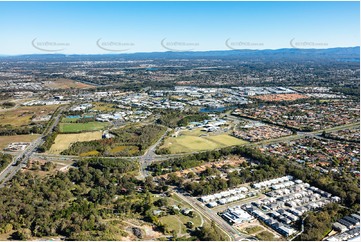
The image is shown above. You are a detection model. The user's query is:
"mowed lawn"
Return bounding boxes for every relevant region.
[61,117,80,123]
[158,194,204,235]
[48,131,103,154]
[161,130,247,154]
[59,122,108,133]
[0,134,40,150]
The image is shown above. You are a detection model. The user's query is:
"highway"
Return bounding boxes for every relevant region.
[1,116,357,239]
[0,106,66,187]
[154,122,361,157]
[149,122,359,241]
[135,126,250,241]
[28,122,359,164]
[9,121,355,176]
[175,190,248,241]
[138,128,171,179]
[0,137,43,187]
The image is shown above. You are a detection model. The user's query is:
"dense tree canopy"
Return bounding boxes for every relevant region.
[0,158,142,240]
[62,124,167,156]
[153,146,360,209]
[0,153,12,172]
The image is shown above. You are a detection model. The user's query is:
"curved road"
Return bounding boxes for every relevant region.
[138,128,171,179]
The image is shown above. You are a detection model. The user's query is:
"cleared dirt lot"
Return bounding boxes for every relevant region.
[0,104,60,127]
[237,220,283,240]
[48,131,103,154]
[252,93,308,102]
[0,134,40,150]
[44,78,94,89]
[158,155,248,179]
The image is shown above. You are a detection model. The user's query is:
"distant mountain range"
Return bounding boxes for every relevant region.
[0,47,359,61]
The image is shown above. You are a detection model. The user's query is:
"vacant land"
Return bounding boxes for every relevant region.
[252,93,308,102]
[256,231,277,240]
[238,221,281,241]
[91,102,118,112]
[160,129,247,153]
[0,104,59,127]
[25,157,75,177]
[0,231,14,241]
[62,124,166,157]
[157,194,204,237]
[0,134,40,150]
[205,134,248,146]
[244,225,263,234]
[120,219,163,241]
[48,131,103,154]
[59,122,109,133]
[79,150,100,157]
[44,78,94,89]
[109,145,139,156]
[159,155,247,180]
[62,117,80,123]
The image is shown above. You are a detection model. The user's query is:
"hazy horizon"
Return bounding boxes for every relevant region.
[0,45,360,57]
[0,1,359,55]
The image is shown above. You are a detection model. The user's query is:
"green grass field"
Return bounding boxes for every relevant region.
[158,194,203,235]
[160,128,247,154]
[59,122,108,133]
[244,226,263,235]
[204,134,247,146]
[256,231,276,241]
[61,117,80,123]
[159,215,185,234]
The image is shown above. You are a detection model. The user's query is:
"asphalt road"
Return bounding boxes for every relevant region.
[138,128,171,179]
[0,106,66,187]
[1,116,357,240]
[175,191,247,241]
[29,122,359,163]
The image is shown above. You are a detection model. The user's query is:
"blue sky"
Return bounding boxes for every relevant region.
[0,1,359,54]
